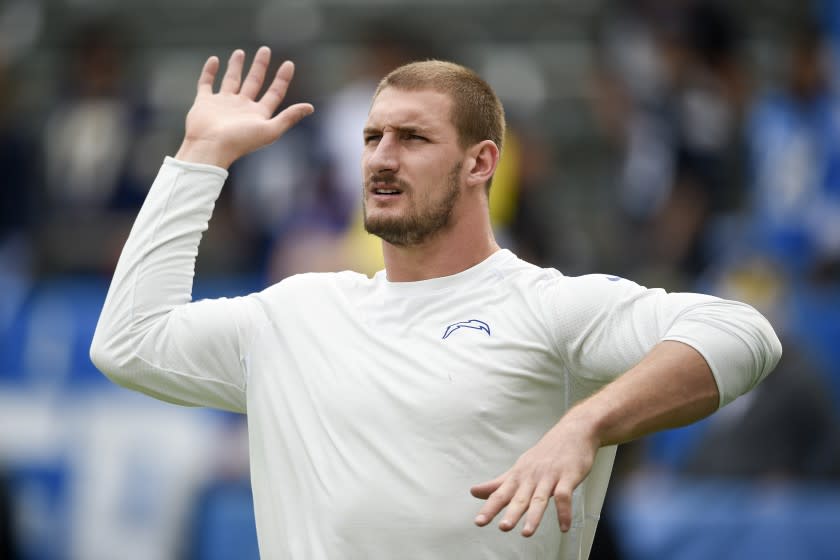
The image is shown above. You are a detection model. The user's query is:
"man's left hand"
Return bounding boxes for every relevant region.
[470,418,599,537]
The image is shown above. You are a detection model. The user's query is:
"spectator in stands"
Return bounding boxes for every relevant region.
[681,343,840,479]
[746,25,840,280]
[0,51,36,329]
[641,256,840,479]
[41,19,153,275]
[592,0,748,283]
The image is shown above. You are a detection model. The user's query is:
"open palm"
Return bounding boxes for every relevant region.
[177,47,313,168]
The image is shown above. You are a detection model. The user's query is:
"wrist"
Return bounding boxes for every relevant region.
[556,403,605,449]
[174,138,236,169]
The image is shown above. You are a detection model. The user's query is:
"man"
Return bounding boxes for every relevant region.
[90,47,781,559]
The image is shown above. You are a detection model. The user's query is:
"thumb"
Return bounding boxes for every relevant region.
[470,472,507,499]
[269,102,315,138]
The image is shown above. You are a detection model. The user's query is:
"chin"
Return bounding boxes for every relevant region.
[364,206,404,226]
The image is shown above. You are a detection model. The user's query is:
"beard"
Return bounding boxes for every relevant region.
[363,162,462,247]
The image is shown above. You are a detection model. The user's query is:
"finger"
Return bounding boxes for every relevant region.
[553,481,575,533]
[268,102,315,138]
[240,45,271,100]
[259,60,296,113]
[470,473,507,500]
[220,49,245,94]
[499,481,536,532]
[521,480,555,537]
[197,56,219,94]
[474,478,517,527]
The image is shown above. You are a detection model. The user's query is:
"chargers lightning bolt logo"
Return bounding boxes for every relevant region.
[442,319,491,340]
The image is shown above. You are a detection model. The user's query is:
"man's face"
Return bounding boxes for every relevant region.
[361,87,466,247]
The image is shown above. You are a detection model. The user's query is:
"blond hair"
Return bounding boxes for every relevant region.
[374,60,506,156]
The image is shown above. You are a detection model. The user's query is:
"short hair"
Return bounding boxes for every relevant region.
[373,60,506,156]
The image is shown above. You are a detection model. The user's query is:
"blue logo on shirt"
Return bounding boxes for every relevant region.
[605,275,622,282]
[442,319,491,340]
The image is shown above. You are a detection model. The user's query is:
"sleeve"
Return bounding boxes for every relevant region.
[543,274,783,408]
[89,157,264,413]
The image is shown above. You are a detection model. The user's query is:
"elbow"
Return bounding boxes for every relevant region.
[669,299,784,407]
[761,317,784,378]
[89,329,134,388]
[89,336,111,377]
[738,304,783,394]
[734,303,784,391]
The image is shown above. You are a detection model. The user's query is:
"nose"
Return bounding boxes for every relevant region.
[365,132,400,175]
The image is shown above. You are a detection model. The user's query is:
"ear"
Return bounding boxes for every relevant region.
[464,140,500,190]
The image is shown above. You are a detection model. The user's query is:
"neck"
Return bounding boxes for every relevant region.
[381,205,500,282]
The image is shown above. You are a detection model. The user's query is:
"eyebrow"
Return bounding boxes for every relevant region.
[363,125,431,136]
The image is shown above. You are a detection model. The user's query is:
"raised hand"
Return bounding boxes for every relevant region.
[470,419,599,538]
[175,46,314,168]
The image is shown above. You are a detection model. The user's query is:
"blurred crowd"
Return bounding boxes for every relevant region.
[1,0,839,559]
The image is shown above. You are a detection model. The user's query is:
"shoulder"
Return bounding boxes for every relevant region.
[498,254,647,304]
[491,252,563,289]
[264,269,371,291]
[258,270,374,301]
[551,273,647,298]
[236,270,374,328]
[491,256,649,327]
[517,266,669,335]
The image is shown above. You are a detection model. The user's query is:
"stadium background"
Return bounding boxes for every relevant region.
[1,0,839,558]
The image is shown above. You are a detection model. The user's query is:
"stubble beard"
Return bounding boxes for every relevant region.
[363,162,462,247]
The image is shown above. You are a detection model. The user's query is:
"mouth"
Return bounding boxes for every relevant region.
[368,181,404,198]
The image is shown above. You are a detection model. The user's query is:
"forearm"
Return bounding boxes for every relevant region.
[90,158,227,378]
[473,278,782,536]
[564,286,785,444]
[564,340,719,447]
[90,47,311,411]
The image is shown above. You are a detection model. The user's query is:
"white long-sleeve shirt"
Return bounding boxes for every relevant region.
[90,157,782,559]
